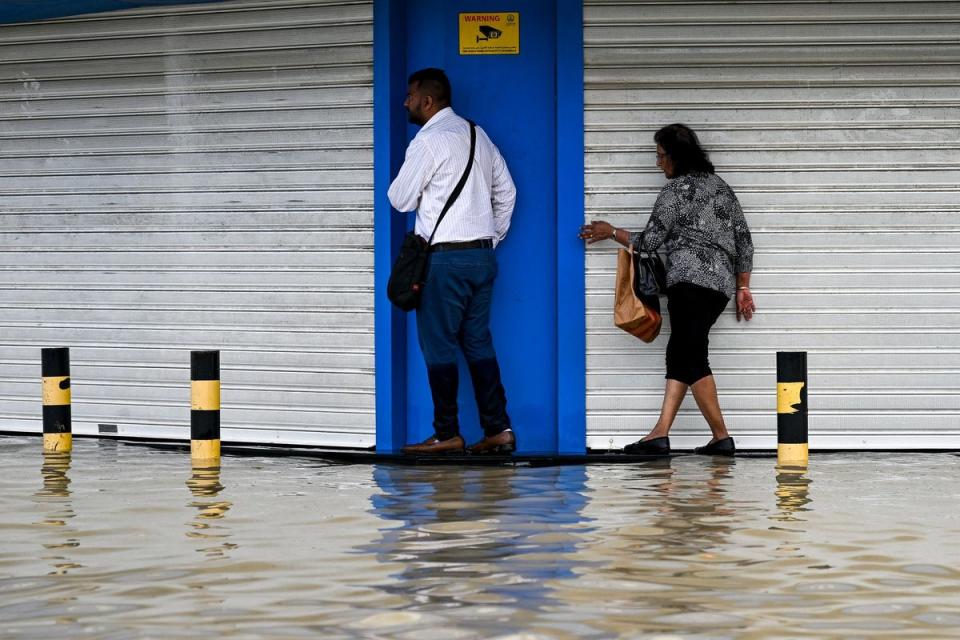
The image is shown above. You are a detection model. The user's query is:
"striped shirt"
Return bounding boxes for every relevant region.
[388,107,516,246]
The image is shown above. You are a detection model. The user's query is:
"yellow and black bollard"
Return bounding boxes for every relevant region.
[776,351,808,465]
[190,351,221,465]
[41,347,72,452]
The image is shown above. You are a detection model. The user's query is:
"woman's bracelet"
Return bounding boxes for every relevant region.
[737,286,750,291]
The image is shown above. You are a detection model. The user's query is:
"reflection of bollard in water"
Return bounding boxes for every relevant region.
[777,351,808,465]
[186,465,230,518]
[774,464,811,521]
[35,451,81,574]
[186,465,234,557]
[190,350,221,466]
[186,465,224,498]
[38,451,72,498]
[41,347,72,453]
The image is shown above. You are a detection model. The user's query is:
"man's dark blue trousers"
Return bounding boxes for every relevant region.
[416,246,511,440]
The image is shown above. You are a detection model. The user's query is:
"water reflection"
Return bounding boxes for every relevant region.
[96,437,121,464]
[185,464,235,558]
[37,451,72,499]
[773,464,812,522]
[586,458,739,560]
[558,458,760,636]
[33,451,81,575]
[3,437,960,637]
[655,457,737,558]
[366,465,590,629]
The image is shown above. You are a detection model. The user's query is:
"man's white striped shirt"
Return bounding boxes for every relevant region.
[387,107,516,246]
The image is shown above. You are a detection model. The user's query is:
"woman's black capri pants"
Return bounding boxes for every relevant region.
[665,282,729,385]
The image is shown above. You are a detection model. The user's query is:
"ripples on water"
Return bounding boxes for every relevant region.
[1,435,958,638]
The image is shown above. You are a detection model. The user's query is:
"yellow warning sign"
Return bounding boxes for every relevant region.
[459,12,519,55]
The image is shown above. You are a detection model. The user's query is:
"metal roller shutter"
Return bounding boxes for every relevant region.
[0,0,374,446]
[584,0,960,449]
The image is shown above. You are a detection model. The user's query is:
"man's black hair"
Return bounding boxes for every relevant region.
[408,68,452,107]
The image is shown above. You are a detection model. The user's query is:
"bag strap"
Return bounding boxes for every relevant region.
[425,119,477,247]
[634,229,658,257]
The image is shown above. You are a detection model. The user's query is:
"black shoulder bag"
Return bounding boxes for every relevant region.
[388,120,477,311]
[632,233,668,314]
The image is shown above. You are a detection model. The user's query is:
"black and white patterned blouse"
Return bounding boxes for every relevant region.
[630,172,754,299]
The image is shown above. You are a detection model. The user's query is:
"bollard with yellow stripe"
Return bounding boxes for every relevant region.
[41,347,72,452]
[191,350,221,465]
[776,351,808,465]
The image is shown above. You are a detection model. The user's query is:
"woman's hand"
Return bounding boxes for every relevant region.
[579,220,616,244]
[736,288,756,322]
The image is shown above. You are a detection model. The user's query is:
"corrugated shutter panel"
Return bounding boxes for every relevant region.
[0,0,374,446]
[584,1,960,449]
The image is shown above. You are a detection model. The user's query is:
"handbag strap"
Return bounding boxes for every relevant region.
[634,229,658,258]
[425,119,477,246]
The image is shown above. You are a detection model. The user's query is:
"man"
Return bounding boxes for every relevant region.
[388,68,517,455]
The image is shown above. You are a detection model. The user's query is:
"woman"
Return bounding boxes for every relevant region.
[579,123,755,456]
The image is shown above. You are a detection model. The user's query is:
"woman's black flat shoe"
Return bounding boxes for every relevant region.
[694,436,736,456]
[623,436,670,455]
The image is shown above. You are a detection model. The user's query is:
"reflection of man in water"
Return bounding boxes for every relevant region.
[364,465,589,625]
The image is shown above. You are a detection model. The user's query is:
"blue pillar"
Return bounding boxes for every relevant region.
[373,0,408,452]
[374,0,586,454]
[556,0,586,454]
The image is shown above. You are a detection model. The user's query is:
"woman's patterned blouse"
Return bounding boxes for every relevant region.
[630,172,753,299]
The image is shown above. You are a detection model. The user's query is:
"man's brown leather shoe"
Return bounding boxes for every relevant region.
[468,429,516,455]
[401,435,465,456]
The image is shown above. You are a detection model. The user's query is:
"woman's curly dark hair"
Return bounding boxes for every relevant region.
[655,123,715,176]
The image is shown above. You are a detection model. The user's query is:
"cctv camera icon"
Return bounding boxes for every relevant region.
[476,25,502,42]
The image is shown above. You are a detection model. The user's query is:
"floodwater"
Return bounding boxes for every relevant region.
[1,436,959,639]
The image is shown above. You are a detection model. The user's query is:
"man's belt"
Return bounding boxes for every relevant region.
[431,238,494,252]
